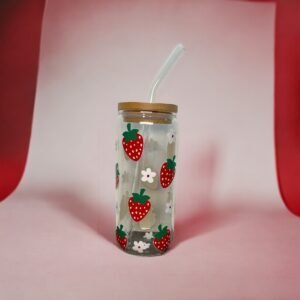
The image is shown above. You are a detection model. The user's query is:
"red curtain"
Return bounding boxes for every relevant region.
[0,1,45,200]
[275,0,300,216]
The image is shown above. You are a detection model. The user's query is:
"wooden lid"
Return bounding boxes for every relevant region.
[118,102,178,114]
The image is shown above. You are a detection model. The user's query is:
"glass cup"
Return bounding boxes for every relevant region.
[115,102,178,256]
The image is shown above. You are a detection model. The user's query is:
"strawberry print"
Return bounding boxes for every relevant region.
[160,155,176,188]
[115,163,120,189]
[128,188,151,222]
[116,224,127,249]
[153,224,171,252]
[122,123,144,161]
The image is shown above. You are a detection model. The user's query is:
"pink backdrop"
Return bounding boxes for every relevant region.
[24,0,280,208]
[1,1,300,299]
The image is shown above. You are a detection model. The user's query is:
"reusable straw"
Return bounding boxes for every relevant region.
[148,43,185,103]
[132,43,185,188]
[129,44,185,234]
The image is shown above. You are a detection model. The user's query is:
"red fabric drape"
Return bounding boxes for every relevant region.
[0,1,45,201]
[275,0,300,216]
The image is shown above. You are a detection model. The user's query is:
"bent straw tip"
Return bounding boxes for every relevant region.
[175,43,185,51]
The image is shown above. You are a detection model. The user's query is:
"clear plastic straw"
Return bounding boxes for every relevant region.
[148,44,185,103]
[128,44,185,235]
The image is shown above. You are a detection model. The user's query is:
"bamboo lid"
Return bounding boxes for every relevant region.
[118,102,178,114]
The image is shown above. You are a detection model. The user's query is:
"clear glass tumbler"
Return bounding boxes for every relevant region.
[115,102,178,256]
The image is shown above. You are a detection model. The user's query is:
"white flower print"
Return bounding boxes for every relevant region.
[143,232,154,240]
[165,201,172,214]
[132,241,150,253]
[141,168,156,183]
[167,128,176,144]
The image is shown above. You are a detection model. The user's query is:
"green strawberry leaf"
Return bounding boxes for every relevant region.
[132,193,140,199]
[116,225,126,238]
[140,195,150,203]
[131,129,139,136]
[132,188,150,204]
[122,123,139,142]
[166,155,176,171]
[154,224,168,240]
[153,232,161,239]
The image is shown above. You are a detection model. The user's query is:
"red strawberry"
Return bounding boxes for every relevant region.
[122,123,144,161]
[115,163,120,189]
[153,225,171,252]
[116,224,127,249]
[128,188,151,222]
[160,156,176,188]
